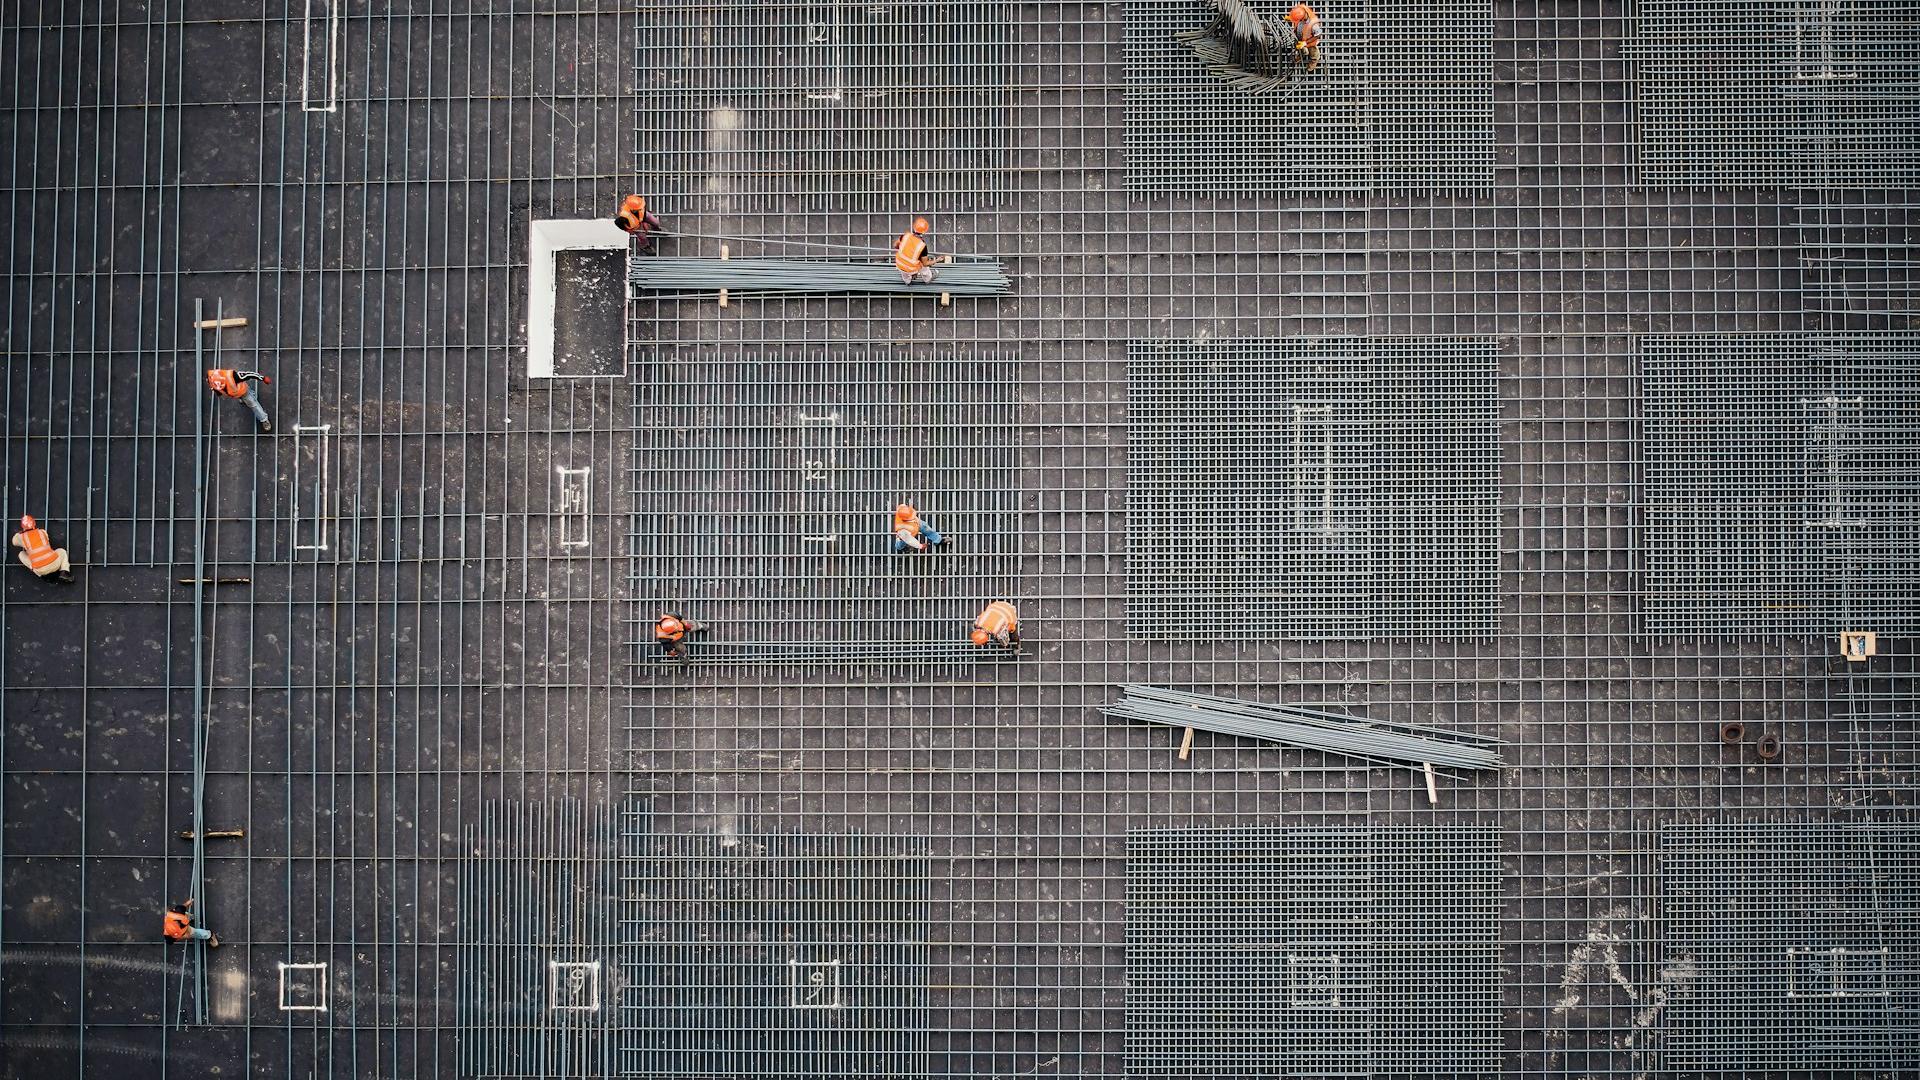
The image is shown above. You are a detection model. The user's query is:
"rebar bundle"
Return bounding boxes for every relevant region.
[1103,685,1506,770]
[626,257,1011,297]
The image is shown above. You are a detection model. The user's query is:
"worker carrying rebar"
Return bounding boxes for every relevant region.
[615,195,664,254]
[654,612,708,661]
[893,217,952,285]
[12,514,74,583]
[205,368,272,433]
[970,600,1021,651]
[891,502,949,553]
[162,898,219,948]
[1286,2,1322,71]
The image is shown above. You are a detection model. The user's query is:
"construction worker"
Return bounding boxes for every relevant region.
[205,368,272,432]
[163,898,219,948]
[615,195,664,253]
[1286,2,1322,71]
[893,217,951,285]
[12,515,73,583]
[891,502,949,553]
[655,612,708,661]
[970,600,1020,651]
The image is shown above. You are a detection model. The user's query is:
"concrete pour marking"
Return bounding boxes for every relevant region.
[292,425,333,552]
[301,0,343,113]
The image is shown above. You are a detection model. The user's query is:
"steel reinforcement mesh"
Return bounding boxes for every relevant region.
[1622,1,1920,189]
[1658,821,1920,1071]
[1639,332,1920,637]
[1125,825,1502,1077]
[1126,338,1503,638]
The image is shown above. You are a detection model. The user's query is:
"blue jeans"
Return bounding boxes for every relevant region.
[893,524,943,552]
[239,381,268,425]
[184,926,212,942]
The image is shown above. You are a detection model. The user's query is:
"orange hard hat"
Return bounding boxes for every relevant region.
[970,628,990,645]
[658,615,684,634]
[912,217,930,235]
[894,502,915,518]
[18,514,34,531]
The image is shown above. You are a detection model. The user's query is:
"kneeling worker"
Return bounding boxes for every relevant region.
[1287,2,1323,72]
[13,515,73,583]
[893,217,951,285]
[163,897,219,948]
[971,600,1020,652]
[892,502,949,553]
[615,195,665,253]
[655,612,708,661]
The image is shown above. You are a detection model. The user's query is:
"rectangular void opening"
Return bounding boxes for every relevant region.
[548,960,603,1012]
[278,961,329,1012]
[529,219,628,379]
[301,0,343,113]
[555,466,592,550]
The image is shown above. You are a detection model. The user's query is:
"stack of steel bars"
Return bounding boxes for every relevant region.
[1103,685,1506,770]
[626,257,1011,296]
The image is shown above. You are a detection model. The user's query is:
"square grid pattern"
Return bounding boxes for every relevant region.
[1123,0,1495,192]
[630,352,1026,664]
[620,828,933,1078]
[1659,822,1920,1071]
[1125,825,1502,1077]
[1639,332,1920,636]
[1127,338,1502,638]
[1622,2,1920,188]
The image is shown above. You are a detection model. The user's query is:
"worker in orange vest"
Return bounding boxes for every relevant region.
[12,515,73,583]
[891,502,949,553]
[893,217,951,285]
[1286,3,1322,71]
[615,195,664,253]
[205,368,272,432]
[162,897,219,948]
[655,611,708,661]
[970,600,1020,651]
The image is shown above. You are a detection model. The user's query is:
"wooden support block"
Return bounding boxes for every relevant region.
[718,244,730,308]
[192,316,249,330]
[176,829,245,841]
[1840,631,1877,662]
[940,291,952,307]
[1177,726,1195,761]
[1422,762,1439,807]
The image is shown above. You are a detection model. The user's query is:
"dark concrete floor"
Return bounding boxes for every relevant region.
[2,2,1916,1078]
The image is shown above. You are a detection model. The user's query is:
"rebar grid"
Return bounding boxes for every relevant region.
[1,1,1918,1078]
[1127,338,1502,637]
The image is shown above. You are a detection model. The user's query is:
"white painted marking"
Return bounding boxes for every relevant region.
[797,411,839,543]
[1290,404,1335,533]
[291,424,333,552]
[300,0,343,113]
[556,466,592,550]
[788,958,843,1009]
[277,961,329,1012]
[527,219,629,379]
[547,960,602,1012]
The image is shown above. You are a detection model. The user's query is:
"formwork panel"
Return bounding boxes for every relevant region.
[619,827,933,1078]
[1125,825,1502,1077]
[632,0,1013,208]
[1658,822,1920,1071]
[1639,332,1920,636]
[630,352,1025,664]
[1122,0,1494,193]
[1126,338,1502,638]
[1623,3,1920,188]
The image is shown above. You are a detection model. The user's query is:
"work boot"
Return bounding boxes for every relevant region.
[208,935,220,949]
[258,419,272,434]
[56,569,74,584]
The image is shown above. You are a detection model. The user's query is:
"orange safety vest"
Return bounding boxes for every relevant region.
[656,616,686,643]
[894,232,929,274]
[15,527,58,570]
[893,507,922,539]
[206,369,247,399]
[617,196,649,233]
[163,910,192,940]
[974,601,1017,639]
[1288,3,1321,45]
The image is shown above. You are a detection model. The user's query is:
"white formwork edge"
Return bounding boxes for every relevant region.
[528,218,628,379]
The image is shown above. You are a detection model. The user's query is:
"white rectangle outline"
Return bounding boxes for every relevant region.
[547,960,602,1012]
[301,0,343,113]
[527,219,630,379]
[278,961,329,1012]
[292,424,333,551]
[556,466,592,549]
[788,957,843,1009]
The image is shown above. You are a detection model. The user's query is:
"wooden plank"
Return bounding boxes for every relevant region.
[192,316,249,329]
[1177,726,1195,761]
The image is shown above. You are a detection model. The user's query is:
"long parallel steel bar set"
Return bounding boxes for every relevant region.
[627,257,1012,297]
